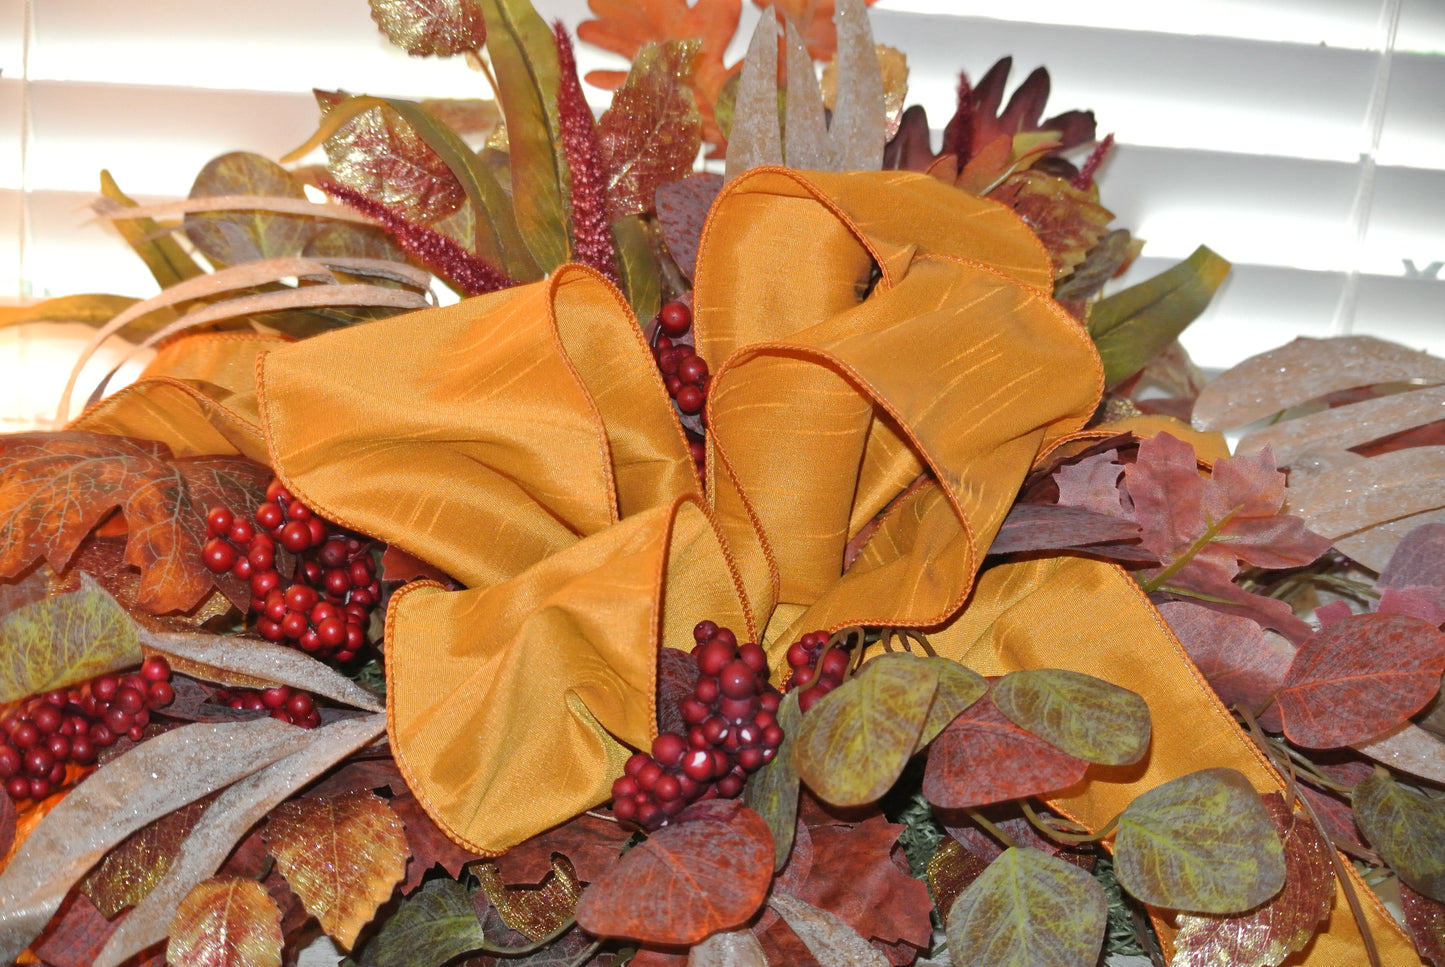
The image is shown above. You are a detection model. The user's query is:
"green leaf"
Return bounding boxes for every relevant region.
[1114,769,1286,914]
[610,214,661,322]
[358,876,484,967]
[1089,245,1230,389]
[0,294,177,344]
[379,97,541,281]
[743,690,802,871]
[793,652,937,807]
[915,656,988,752]
[945,847,1107,967]
[1353,770,1445,902]
[478,0,571,272]
[184,152,317,266]
[990,668,1150,766]
[99,170,206,290]
[0,573,140,704]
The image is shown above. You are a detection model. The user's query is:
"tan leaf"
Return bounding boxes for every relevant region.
[1354,722,1445,785]
[370,0,486,57]
[688,926,769,965]
[769,891,889,966]
[263,791,410,949]
[1238,385,1445,468]
[167,877,282,967]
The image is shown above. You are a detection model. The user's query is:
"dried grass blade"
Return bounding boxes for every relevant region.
[93,194,379,227]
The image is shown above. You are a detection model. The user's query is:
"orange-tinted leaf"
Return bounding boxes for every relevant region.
[263,791,410,949]
[574,799,773,945]
[944,846,1106,967]
[578,0,741,149]
[185,153,316,266]
[768,891,888,966]
[0,432,270,615]
[793,652,938,806]
[1114,768,1286,914]
[923,694,1089,809]
[0,572,139,703]
[1173,794,1334,967]
[168,877,283,967]
[81,799,209,917]
[597,40,703,220]
[370,0,486,56]
[388,789,486,893]
[1353,770,1445,902]
[990,669,1149,766]
[490,808,630,885]
[475,854,580,940]
[1276,612,1445,748]
[1402,882,1445,967]
[317,91,468,226]
[988,171,1113,279]
[1157,601,1294,715]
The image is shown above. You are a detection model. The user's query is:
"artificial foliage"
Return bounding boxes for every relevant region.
[0,1,1444,965]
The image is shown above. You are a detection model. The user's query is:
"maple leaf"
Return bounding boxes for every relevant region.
[596,39,703,221]
[577,0,742,149]
[1052,448,1129,516]
[0,432,271,615]
[29,891,165,967]
[167,877,284,967]
[388,789,487,894]
[491,809,632,886]
[1123,433,1331,640]
[263,790,411,949]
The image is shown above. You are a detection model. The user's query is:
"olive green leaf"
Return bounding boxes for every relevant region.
[0,572,140,704]
[611,214,661,323]
[990,668,1149,765]
[1353,770,1445,902]
[184,153,317,266]
[744,691,802,871]
[99,170,206,291]
[914,656,988,752]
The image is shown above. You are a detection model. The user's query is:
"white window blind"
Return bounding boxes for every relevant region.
[3,0,1443,429]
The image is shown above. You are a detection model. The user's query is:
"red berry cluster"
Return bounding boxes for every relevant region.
[201,479,378,661]
[0,656,174,803]
[786,630,853,712]
[652,301,709,469]
[612,621,783,830]
[210,684,320,729]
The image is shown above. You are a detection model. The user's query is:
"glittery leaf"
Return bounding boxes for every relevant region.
[990,668,1149,766]
[184,153,317,267]
[689,927,770,965]
[988,170,1114,279]
[782,18,829,170]
[475,854,581,939]
[793,652,937,807]
[167,877,283,967]
[263,791,410,950]
[81,799,210,918]
[754,0,884,62]
[1354,723,1445,785]
[596,39,703,220]
[554,25,619,283]
[0,431,271,615]
[1173,794,1334,967]
[826,0,884,171]
[370,0,486,57]
[0,572,138,704]
[768,891,888,966]
[574,799,773,945]
[1114,768,1286,914]
[724,10,781,180]
[316,91,468,227]
[822,44,907,139]
[944,847,1106,967]
[1353,770,1445,902]
[1402,882,1445,966]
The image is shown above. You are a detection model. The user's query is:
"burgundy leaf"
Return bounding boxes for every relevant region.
[987,503,1147,559]
[1157,601,1294,715]
[654,173,722,280]
[922,695,1089,809]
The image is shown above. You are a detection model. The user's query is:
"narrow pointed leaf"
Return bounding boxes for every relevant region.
[1238,384,1445,468]
[167,877,283,967]
[264,791,411,949]
[827,0,884,171]
[783,17,830,170]
[0,572,139,703]
[99,170,206,290]
[944,847,1107,967]
[1173,794,1334,967]
[769,891,889,966]
[611,214,662,322]
[725,10,781,180]
[1276,612,1445,748]
[1353,723,1445,785]
[1353,770,1445,902]
[688,927,769,966]
[744,690,802,870]
[1114,768,1286,914]
[990,668,1149,766]
[0,719,310,964]
[923,695,1089,809]
[574,799,773,945]
[1090,246,1230,388]
[793,652,938,806]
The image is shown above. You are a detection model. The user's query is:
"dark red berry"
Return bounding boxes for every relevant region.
[202,539,236,573]
[658,301,691,336]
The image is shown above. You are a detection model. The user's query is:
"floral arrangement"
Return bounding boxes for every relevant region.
[0,0,1443,965]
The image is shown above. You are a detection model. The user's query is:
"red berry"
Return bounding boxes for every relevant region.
[716,774,743,798]
[612,796,638,822]
[654,774,681,803]
[315,617,346,648]
[287,501,313,522]
[677,356,708,384]
[694,677,719,704]
[23,747,53,778]
[737,747,764,772]
[206,506,234,536]
[281,612,309,639]
[822,649,850,678]
[636,761,663,791]
[26,778,51,801]
[231,557,252,579]
[306,518,327,546]
[694,620,718,643]
[695,639,734,677]
[325,569,351,596]
[280,521,312,552]
[141,656,171,682]
[798,687,824,713]
[256,502,285,531]
[105,707,133,735]
[228,520,254,544]
[202,539,236,573]
[89,722,116,748]
[10,722,38,749]
[266,479,289,502]
[652,732,686,767]
[257,618,285,641]
[719,662,755,700]
[46,734,70,761]
[612,775,638,800]
[31,704,61,735]
[658,301,691,336]
[5,776,29,801]
[248,543,275,572]
[624,752,650,777]
[127,724,144,741]
[792,666,815,688]
[319,540,349,569]
[286,692,313,718]
[284,584,317,614]
[0,746,19,779]
[70,736,95,764]
[147,681,174,708]
[93,676,118,702]
[115,687,145,714]
[675,384,704,414]
[719,696,755,722]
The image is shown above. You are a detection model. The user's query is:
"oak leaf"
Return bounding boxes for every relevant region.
[263,790,411,949]
[0,432,270,615]
[167,877,283,967]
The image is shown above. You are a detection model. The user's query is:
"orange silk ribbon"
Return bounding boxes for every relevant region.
[71,167,1416,962]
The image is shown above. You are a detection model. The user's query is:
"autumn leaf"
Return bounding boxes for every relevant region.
[370,0,486,56]
[988,171,1113,279]
[1113,768,1286,914]
[597,40,703,220]
[578,0,742,149]
[81,799,210,917]
[184,153,317,267]
[655,173,722,279]
[1402,882,1445,967]
[987,503,1146,558]
[743,689,803,870]
[1353,770,1445,902]
[945,846,1106,967]
[1157,601,1295,716]
[388,789,487,893]
[475,854,580,939]
[263,791,411,949]
[356,877,487,966]
[915,656,989,750]
[573,798,773,945]
[1173,793,1334,967]
[990,669,1149,766]
[1274,612,1445,748]
[0,572,140,703]
[922,694,1089,809]
[793,652,938,807]
[0,431,271,614]
[769,891,888,966]
[167,877,283,967]
[689,927,770,965]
